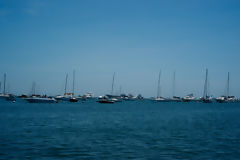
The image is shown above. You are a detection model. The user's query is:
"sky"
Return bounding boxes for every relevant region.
[0,0,240,97]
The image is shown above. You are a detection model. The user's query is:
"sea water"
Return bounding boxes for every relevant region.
[0,99,240,159]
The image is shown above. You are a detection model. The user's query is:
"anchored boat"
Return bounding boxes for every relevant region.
[202,69,213,103]
[25,96,57,103]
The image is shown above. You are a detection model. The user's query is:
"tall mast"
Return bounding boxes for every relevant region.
[157,70,161,98]
[119,85,122,95]
[0,82,1,93]
[111,72,115,95]
[3,73,6,95]
[173,71,176,97]
[64,74,68,95]
[31,81,36,95]
[72,70,75,96]
[203,69,208,98]
[227,72,230,97]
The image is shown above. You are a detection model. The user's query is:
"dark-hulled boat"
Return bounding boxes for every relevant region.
[97,99,114,104]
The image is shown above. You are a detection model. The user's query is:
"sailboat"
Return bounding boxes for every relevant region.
[216,72,238,103]
[24,81,57,103]
[170,71,181,102]
[97,72,116,103]
[182,94,198,102]
[69,70,78,102]
[25,96,57,103]
[0,73,8,99]
[106,72,122,102]
[0,73,15,101]
[55,74,72,101]
[153,70,168,102]
[202,69,212,103]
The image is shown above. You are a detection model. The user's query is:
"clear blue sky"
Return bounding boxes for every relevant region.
[1,0,240,97]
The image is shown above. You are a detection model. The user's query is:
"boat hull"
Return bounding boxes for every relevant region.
[69,98,78,102]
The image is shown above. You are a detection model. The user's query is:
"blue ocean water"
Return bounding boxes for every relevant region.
[0,99,240,160]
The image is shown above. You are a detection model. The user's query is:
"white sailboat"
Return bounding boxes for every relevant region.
[216,72,238,103]
[24,81,57,103]
[202,69,212,103]
[107,72,122,102]
[0,73,8,99]
[69,70,78,102]
[182,93,198,102]
[0,73,15,101]
[154,70,168,102]
[55,73,75,101]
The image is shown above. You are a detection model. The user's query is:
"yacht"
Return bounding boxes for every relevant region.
[202,69,213,103]
[182,94,198,102]
[25,96,57,103]
[84,92,94,99]
[216,96,238,103]
[169,71,182,102]
[69,70,78,102]
[216,96,227,103]
[0,74,16,102]
[227,96,239,102]
[137,94,144,100]
[170,96,182,102]
[55,72,78,102]
[0,94,9,99]
[99,72,122,103]
[153,70,169,102]
[55,93,72,101]
[97,96,114,104]
[69,97,78,102]
[216,72,238,103]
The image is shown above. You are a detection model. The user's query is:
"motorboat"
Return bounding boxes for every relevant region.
[25,96,57,103]
[84,92,94,99]
[97,97,114,104]
[170,96,182,102]
[216,96,227,103]
[182,94,198,102]
[216,96,238,103]
[69,97,78,102]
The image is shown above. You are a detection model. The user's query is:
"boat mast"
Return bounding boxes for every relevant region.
[119,85,122,95]
[227,72,230,97]
[111,72,115,95]
[64,74,68,95]
[72,70,75,96]
[0,82,1,93]
[31,81,36,95]
[157,70,161,98]
[203,69,208,99]
[3,73,6,95]
[173,71,176,97]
